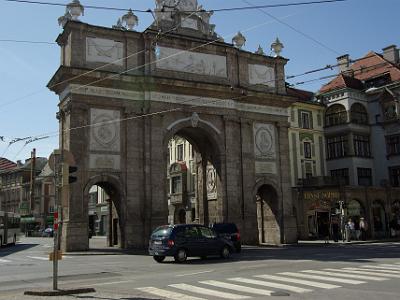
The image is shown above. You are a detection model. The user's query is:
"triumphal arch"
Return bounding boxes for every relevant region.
[48,0,298,251]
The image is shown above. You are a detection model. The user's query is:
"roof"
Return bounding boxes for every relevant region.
[287,87,314,102]
[319,51,400,94]
[0,158,16,171]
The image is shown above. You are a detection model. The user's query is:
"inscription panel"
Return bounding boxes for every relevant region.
[255,161,277,174]
[89,154,120,170]
[156,46,227,78]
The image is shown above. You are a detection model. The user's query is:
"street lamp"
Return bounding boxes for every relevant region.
[121,9,139,31]
[66,0,84,21]
[271,37,284,57]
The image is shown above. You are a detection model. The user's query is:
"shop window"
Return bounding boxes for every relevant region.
[354,135,371,157]
[389,166,400,187]
[357,168,372,186]
[387,135,400,156]
[330,168,349,185]
[327,135,348,159]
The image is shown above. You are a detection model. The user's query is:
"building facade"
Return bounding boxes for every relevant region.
[296,45,400,240]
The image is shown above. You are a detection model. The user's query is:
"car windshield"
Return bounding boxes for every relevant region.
[151,226,172,238]
[212,223,237,233]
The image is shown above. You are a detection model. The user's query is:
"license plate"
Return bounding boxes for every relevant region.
[154,241,162,245]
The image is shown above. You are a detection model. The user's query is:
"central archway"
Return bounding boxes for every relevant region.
[163,117,225,227]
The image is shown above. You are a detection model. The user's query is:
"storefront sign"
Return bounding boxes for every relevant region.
[303,191,340,201]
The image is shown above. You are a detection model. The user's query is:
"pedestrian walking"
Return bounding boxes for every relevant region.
[346,218,355,242]
[359,217,368,241]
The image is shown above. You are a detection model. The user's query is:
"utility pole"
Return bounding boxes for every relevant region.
[29,148,36,213]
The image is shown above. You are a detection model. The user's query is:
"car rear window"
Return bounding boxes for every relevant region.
[212,223,238,233]
[151,226,172,238]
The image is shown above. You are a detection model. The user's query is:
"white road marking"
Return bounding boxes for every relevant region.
[229,277,312,293]
[87,280,133,287]
[255,274,340,289]
[378,264,400,269]
[279,272,365,285]
[176,270,215,277]
[0,258,11,263]
[328,268,400,278]
[301,270,387,281]
[26,256,48,261]
[347,267,400,274]
[170,283,250,299]
[362,265,400,271]
[200,280,274,296]
[137,287,206,300]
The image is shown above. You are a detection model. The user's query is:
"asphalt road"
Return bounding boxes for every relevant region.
[1,237,400,299]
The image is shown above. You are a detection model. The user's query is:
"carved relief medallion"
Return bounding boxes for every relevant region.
[254,123,276,159]
[90,109,120,152]
[86,37,123,66]
[248,64,275,87]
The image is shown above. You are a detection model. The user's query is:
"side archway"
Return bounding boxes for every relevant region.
[253,179,281,245]
[83,174,126,248]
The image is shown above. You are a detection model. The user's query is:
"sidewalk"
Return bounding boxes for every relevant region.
[295,237,400,246]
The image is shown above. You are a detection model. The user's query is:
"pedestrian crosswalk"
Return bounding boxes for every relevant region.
[136,263,400,299]
[0,254,71,264]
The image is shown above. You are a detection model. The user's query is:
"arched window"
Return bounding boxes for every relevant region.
[325,104,347,126]
[350,103,368,124]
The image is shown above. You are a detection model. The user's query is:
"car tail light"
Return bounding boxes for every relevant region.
[236,232,240,241]
[167,240,175,248]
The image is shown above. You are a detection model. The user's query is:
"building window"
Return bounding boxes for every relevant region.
[304,142,312,159]
[389,166,400,187]
[300,111,312,129]
[331,168,349,185]
[357,168,372,186]
[354,135,371,157]
[325,104,347,127]
[327,135,348,159]
[304,162,313,179]
[387,135,400,156]
[171,176,182,194]
[176,144,184,161]
[350,103,368,125]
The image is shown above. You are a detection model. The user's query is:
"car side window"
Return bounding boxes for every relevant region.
[184,226,199,238]
[199,227,217,238]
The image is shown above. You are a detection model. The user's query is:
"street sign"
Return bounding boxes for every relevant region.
[48,149,75,172]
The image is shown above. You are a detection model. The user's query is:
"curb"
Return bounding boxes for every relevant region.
[24,288,95,297]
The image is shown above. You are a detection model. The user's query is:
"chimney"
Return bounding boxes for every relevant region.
[382,45,399,64]
[337,54,350,73]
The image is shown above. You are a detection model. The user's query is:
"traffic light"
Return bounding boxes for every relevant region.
[61,163,78,185]
[68,165,78,184]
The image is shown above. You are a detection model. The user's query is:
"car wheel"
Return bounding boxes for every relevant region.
[220,245,231,259]
[153,255,166,263]
[174,248,187,263]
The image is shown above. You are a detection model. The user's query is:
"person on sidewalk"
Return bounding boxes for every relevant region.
[359,217,368,241]
[346,218,355,242]
[331,215,339,242]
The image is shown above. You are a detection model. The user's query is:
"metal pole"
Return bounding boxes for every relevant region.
[52,153,58,290]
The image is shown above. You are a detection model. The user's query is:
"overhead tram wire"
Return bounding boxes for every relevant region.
[0,39,57,45]
[6,57,396,155]
[241,0,340,55]
[4,0,351,14]
[0,8,200,110]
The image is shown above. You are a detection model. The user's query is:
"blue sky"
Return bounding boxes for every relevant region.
[0,0,399,162]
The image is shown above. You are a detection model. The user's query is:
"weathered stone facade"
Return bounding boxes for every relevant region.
[48,18,299,251]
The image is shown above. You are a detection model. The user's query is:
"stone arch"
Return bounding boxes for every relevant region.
[325,103,347,126]
[163,114,226,226]
[372,199,387,237]
[83,174,126,248]
[253,178,281,245]
[350,102,368,124]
